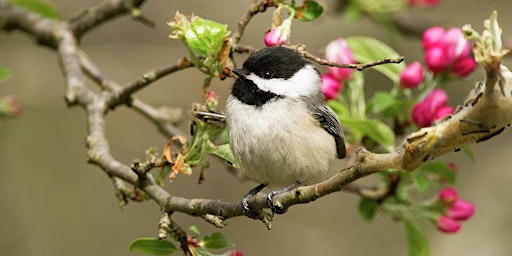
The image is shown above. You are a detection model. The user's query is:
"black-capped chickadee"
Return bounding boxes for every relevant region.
[226,46,346,215]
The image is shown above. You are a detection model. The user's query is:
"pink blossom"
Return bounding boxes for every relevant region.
[439,187,458,205]
[411,89,453,127]
[321,73,343,100]
[433,105,454,120]
[408,0,441,8]
[437,216,461,233]
[264,20,291,46]
[452,56,477,77]
[228,250,243,256]
[399,62,424,89]
[0,95,21,118]
[325,38,355,81]
[422,26,445,50]
[206,90,217,103]
[422,27,476,77]
[442,28,471,62]
[205,90,218,108]
[447,199,475,220]
[447,162,459,174]
[424,46,449,73]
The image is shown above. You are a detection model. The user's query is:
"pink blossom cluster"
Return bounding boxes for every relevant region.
[437,188,475,233]
[423,27,476,77]
[411,89,453,127]
[321,38,355,100]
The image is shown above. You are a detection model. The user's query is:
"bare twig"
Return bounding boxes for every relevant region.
[287,45,404,71]
[232,0,274,45]
[69,0,147,39]
[78,51,185,138]
[111,57,194,108]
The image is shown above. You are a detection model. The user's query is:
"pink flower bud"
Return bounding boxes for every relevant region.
[447,199,475,220]
[425,89,449,110]
[264,19,291,46]
[424,46,449,73]
[433,105,453,120]
[452,56,477,77]
[0,95,21,118]
[422,26,445,50]
[205,90,218,108]
[399,62,424,89]
[325,38,355,81]
[439,187,458,204]
[437,216,461,233]
[206,90,216,102]
[229,250,244,256]
[447,162,459,174]
[411,102,431,128]
[321,73,342,100]
[442,28,471,63]
[408,0,441,8]
[412,89,452,127]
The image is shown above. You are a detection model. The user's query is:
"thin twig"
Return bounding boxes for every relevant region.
[69,0,147,39]
[232,0,274,45]
[111,57,194,108]
[78,51,185,138]
[288,45,404,71]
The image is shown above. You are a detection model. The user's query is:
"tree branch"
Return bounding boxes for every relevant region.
[232,0,274,45]
[69,0,147,39]
[109,57,194,108]
[3,0,512,230]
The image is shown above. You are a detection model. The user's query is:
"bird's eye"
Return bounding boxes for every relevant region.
[262,70,274,79]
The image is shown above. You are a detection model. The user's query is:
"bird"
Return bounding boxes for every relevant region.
[225,46,346,216]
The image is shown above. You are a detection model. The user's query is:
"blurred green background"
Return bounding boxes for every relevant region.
[1,1,512,255]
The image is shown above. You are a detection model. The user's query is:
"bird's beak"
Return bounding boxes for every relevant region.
[232,68,246,79]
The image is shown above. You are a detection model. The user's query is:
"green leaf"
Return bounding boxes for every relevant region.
[201,232,232,250]
[189,225,201,236]
[461,146,475,163]
[366,91,414,118]
[327,100,350,119]
[413,175,429,195]
[129,238,178,256]
[294,0,323,21]
[0,66,10,83]
[208,143,236,166]
[8,0,60,19]
[404,220,430,256]
[345,36,405,83]
[339,117,395,151]
[343,1,363,22]
[366,91,397,115]
[418,161,456,184]
[185,17,228,58]
[358,197,378,221]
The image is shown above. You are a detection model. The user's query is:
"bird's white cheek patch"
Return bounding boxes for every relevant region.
[247,65,320,98]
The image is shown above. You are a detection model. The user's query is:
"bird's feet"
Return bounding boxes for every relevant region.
[241,181,301,218]
[241,183,267,218]
[266,181,301,215]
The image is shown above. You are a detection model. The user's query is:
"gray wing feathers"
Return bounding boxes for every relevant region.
[310,105,346,159]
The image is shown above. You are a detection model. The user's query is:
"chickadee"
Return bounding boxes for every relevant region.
[226,46,346,215]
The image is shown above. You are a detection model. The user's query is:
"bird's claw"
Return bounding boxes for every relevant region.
[266,191,287,214]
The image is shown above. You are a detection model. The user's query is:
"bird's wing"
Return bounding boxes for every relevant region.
[310,104,346,159]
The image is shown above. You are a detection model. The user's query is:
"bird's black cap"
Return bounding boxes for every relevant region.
[242,46,310,80]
